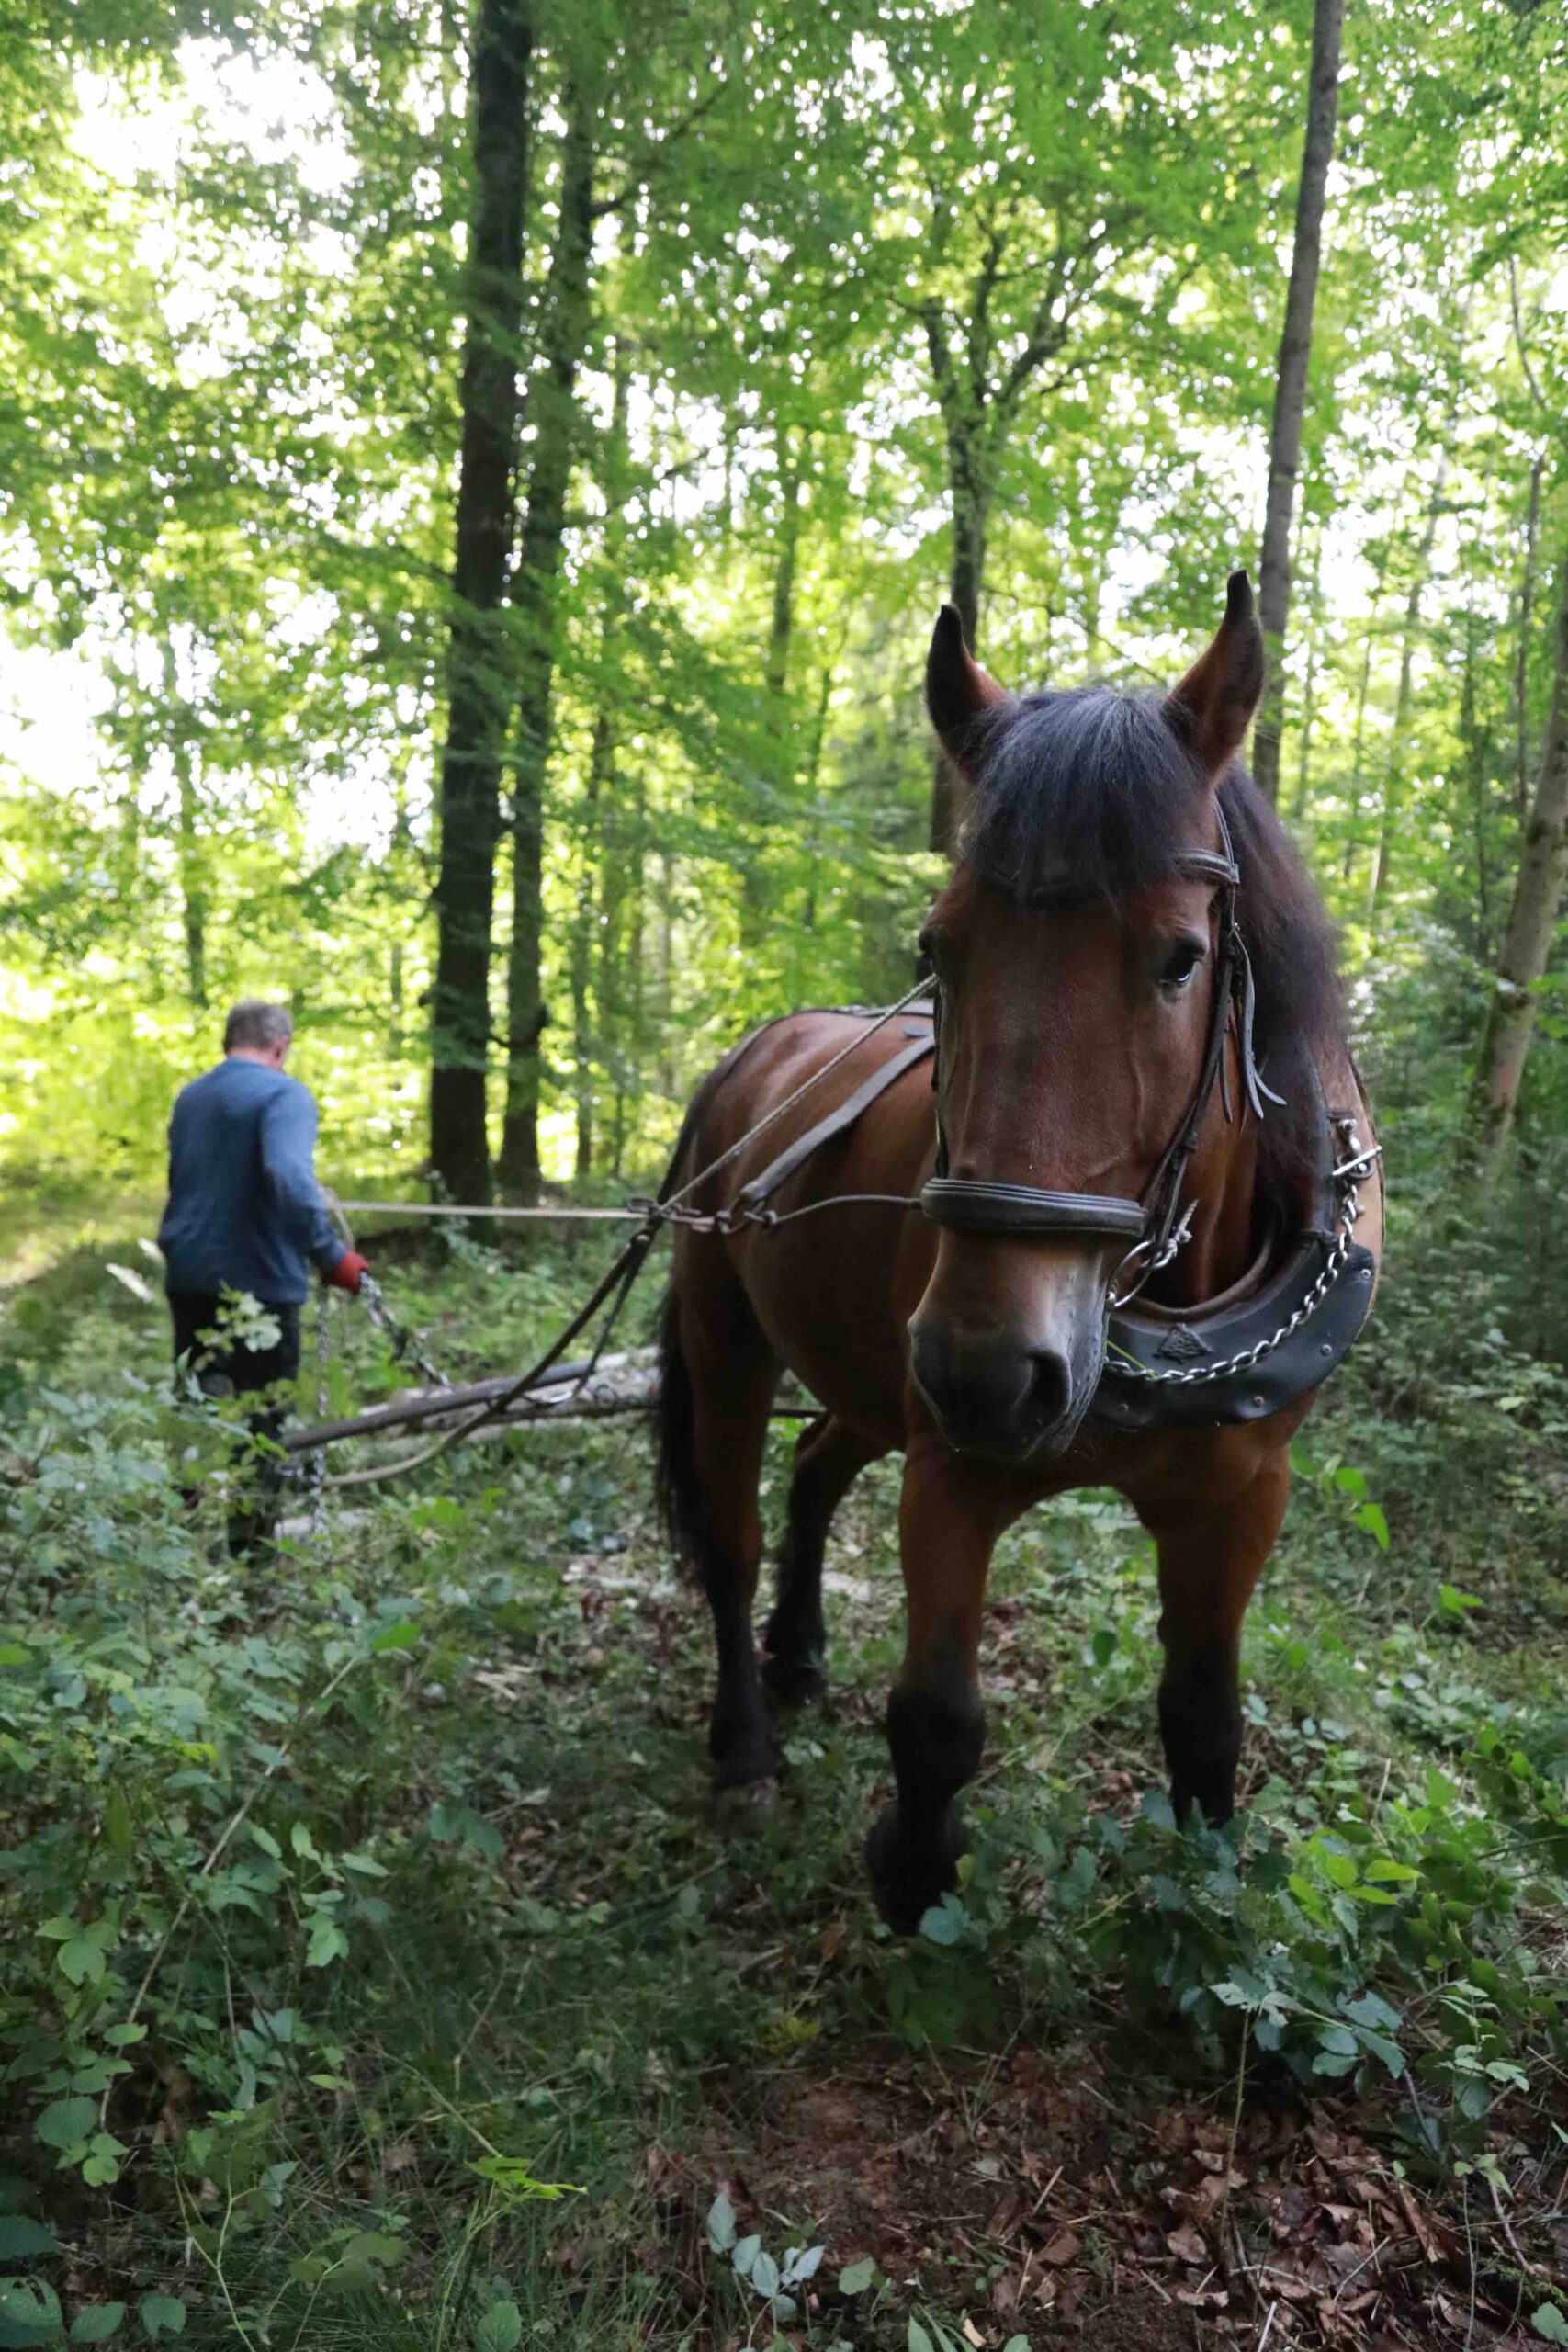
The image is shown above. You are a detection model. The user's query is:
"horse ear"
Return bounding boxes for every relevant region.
[1164,570,1266,775]
[926,605,1010,773]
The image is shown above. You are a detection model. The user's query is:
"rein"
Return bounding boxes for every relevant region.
[919,807,1282,1307]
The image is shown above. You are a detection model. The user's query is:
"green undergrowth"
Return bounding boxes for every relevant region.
[1,1181,1566,2346]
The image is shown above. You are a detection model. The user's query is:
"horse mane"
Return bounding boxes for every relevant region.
[956,683,1348,1193]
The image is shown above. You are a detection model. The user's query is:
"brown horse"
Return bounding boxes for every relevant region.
[654,574,1382,1928]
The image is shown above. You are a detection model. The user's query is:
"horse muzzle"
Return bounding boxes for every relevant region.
[908,1316,1105,1464]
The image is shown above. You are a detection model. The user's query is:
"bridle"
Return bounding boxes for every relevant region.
[919,804,1284,1308]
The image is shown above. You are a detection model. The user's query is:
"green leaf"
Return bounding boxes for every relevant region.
[750,2250,779,2299]
[1352,1502,1390,1552]
[473,2304,522,2352]
[908,2321,933,2352]
[837,2257,875,2295]
[102,1790,131,1860]
[247,1825,281,1860]
[705,2192,736,2254]
[1532,2307,1568,2346]
[0,2276,62,2348]
[136,2298,185,2342]
[0,2227,52,2265]
[35,2101,95,2154]
[730,2235,760,2280]
[54,1942,106,1991]
[369,1622,419,1654]
[919,1897,965,1946]
[305,1918,348,1969]
[70,2308,126,2345]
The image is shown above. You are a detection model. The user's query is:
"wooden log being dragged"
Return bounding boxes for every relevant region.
[283,1351,648,1453]
[288,1354,817,1457]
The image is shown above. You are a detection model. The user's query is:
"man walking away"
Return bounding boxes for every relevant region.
[158,1000,369,1555]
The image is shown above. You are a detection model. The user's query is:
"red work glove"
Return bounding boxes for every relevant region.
[328,1250,370,1295]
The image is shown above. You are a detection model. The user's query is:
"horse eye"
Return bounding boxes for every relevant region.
[1159,940,1205,991]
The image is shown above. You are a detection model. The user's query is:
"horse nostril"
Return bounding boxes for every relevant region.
[1028,1347,1074,1430]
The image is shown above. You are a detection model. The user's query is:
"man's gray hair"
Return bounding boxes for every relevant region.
[223,1000,294,1055]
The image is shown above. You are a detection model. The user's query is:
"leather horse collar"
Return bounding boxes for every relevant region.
[919,803,1283,1305]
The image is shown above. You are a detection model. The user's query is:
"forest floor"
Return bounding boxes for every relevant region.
[2,1197,1568,2351]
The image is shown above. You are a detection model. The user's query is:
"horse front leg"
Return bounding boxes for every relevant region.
[866,1438,1015,1930]
[1136,1450,1292,1826]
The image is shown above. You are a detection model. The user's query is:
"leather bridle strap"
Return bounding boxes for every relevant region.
[919,815,1256,1256]
[921,1180,1145,1239]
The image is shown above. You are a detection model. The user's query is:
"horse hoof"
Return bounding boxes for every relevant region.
[761,1652,828,1706]
[709,1735,777,1792]
[864,1804,964,1935]
[715,1772,779,1818]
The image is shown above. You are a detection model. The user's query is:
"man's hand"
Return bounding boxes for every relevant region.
[328,1251,370,1295]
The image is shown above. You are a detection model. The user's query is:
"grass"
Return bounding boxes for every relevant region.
[2,1186,1567,2348]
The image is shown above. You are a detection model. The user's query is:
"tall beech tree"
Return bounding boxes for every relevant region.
[1252,0,1343,807]
[497,67,600,1194]
[1461,529,1568,1182]
[428,0,533,1204]
[871,0,1284,849]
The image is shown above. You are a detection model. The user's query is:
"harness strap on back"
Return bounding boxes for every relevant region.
[736,1031,935,1215]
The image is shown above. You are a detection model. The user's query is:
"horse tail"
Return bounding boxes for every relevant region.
[653,1279,705,1566]
[651,1021,783,1563]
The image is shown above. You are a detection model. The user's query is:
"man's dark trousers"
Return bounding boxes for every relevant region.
[170,1294,302,1557]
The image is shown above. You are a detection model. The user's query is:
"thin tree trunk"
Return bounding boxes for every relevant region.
[1341,545,1391,881]
[428,0,533,1204]
[742,423,807,943]
[389,774,410,1057]
[1252,0,1343,806]
[498,75,598,1193]
[1287,519,1322,830]
[159,639,208,1012]
[1460,532,1568,1182]
[1458,573,1495,960]
[175,740,208,1013]
[1368,450,1450,923]
[605,768,646,1179]
[1516,451,1545,820]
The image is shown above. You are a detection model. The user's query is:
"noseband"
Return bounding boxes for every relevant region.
[919,807,1282,1305]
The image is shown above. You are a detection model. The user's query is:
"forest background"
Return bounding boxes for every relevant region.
[6,4,1568,2348]
[3,0,1566,1235]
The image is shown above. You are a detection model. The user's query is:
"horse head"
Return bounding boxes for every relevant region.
[908,574,1266,1464]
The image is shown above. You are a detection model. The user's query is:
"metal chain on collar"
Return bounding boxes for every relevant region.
[1105,1120,1382,1387]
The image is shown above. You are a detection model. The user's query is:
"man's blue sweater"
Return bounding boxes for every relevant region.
[158,1058,346,1305]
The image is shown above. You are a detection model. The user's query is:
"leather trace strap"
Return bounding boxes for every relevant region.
[918,808,1274,1291]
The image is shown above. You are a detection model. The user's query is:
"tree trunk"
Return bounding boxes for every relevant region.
[1287,520,1322,830]
[1516,450,1545,821]
[741,424,807,944]
[428,0,533,1204]
[1460,531,1568,1183]
[1368,450,1450,924]
[1458,571,1495,960]
[175,740,208,1014]
[929,417,989,852]
[1341,545,1391,880]
[1252,0,1343,806]
[497,75,598,1194]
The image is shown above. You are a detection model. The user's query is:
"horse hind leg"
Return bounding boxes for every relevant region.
[763,1412,882,1703]
[655,1269,780,1790]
